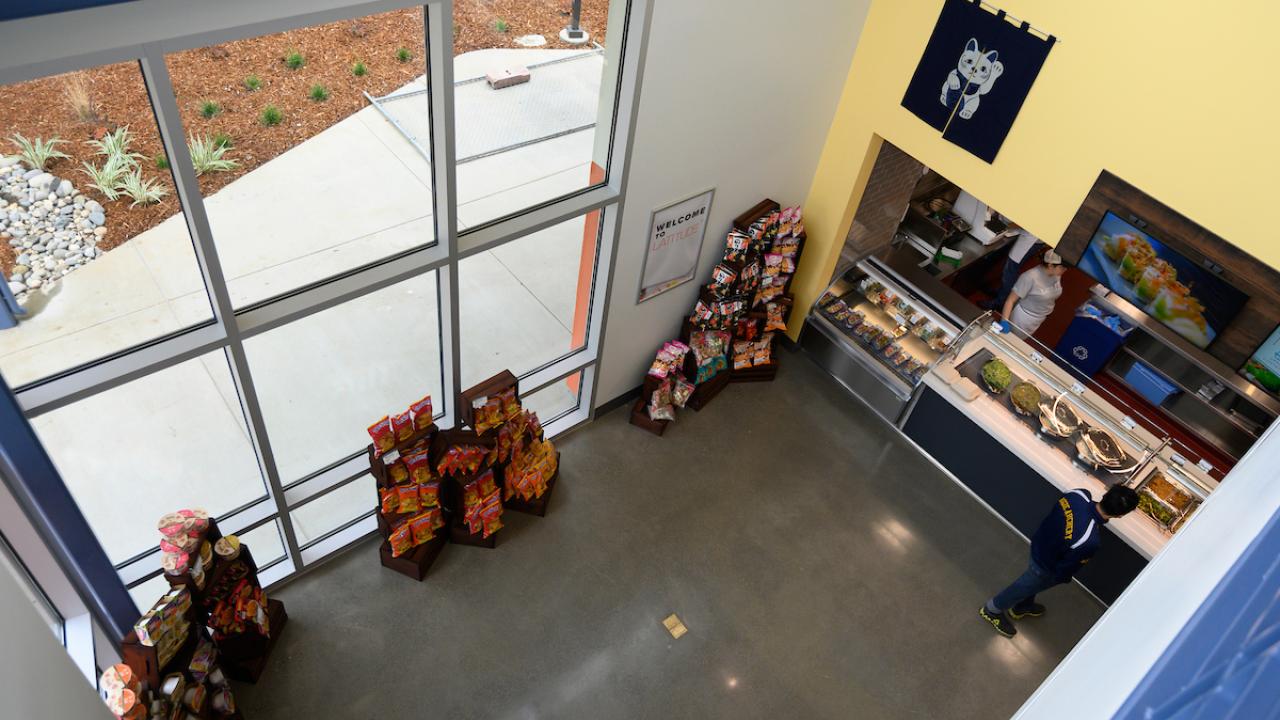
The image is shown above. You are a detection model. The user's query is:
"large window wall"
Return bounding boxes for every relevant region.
[0,0,643,676]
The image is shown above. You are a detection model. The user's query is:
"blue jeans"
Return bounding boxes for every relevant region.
[994,257,1023,309]
[987,562,1060,614]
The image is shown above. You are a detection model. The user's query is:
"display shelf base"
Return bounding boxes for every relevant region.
[220,599,287,684]
[629,398,670,435]
[448,519,497,548]
[687,370,731,411]
[730,360,779,382]
[379,531,447,581]
[503,453,559,517]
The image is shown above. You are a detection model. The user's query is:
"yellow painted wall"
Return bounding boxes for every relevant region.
[791,0,1280,339]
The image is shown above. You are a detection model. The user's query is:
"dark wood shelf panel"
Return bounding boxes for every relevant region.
[629,397,670,436]
[220,598,288,684]
[378,531,447,581]
[459,369,519,433]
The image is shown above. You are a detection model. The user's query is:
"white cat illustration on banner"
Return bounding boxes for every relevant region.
[941,38,1004,119]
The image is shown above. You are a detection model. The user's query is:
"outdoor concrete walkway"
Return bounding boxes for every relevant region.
[6,48,606,568]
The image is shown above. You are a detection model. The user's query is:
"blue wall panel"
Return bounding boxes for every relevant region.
[1,1,136,23]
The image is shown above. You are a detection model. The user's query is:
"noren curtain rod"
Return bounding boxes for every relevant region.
[975,0,1060,44]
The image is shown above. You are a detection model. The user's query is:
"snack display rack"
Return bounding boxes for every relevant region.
[460,370,560,517]
[430,427,499,548]
[633,199,806,432]
[368,421,448,581]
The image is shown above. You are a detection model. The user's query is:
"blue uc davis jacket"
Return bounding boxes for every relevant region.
[1031,488,1107,582]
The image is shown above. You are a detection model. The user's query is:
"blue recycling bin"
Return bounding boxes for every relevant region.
[1054,302,1132,378]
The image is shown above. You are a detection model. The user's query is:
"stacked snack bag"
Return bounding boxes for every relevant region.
[371,394,447,558]
[469,380,558,513]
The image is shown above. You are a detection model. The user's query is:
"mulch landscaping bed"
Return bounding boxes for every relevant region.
[0,0,608,277]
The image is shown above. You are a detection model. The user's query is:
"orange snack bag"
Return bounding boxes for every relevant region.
[397,484,420,514]
[404,450,433,484]
[409,513,435,546]
[390,411,413,442]
[477,468,497,498]
[367,417,394,457]
[388,460,409,485]
[409,396,434,431]
[418,481,440,508]
[379,487,399,515]
[389,523,413,557]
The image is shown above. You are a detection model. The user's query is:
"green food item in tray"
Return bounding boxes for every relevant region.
[1138,491,1176,528]
[1010,382,1042,415]
[981,358,1012,393]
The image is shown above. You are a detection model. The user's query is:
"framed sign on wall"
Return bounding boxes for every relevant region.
[638,188,715,303]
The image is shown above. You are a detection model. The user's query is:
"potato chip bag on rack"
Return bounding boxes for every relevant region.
[409,513,435,546]
[409,396,434,431]
[379,487,399,515]
[724,231,751,262]
[481,504,504,538]
[765,302,788,332]
[763,253,784,276]
[474,397,504,434]
[418,480,440,508]
[477,468,498,498]
[390,411,413,443]
[367,417,395,457]
[754,334,774,365]
[733,345,753,370]
[403,450,432,484]
[499,387,521,420]
[647,378,676,422]
[671,374,695,408]
[387,459,409,485]
[389,523,414,557]
[397,484,420,514]
[735,315,760,342]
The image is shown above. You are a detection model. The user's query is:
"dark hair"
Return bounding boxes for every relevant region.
[1100,485,1139,517]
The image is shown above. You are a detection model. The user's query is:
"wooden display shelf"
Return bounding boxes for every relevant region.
[378,529,448,581]
[629,397,670,436]
[219,598,288,684]
[121,609,206,690]
[731,334,782,383]
[448,514,498,548]
[687,367,731,411]
[733,198,781,232]
[459,369,519,433]
[367,423,437,485]
[502,451,560,517]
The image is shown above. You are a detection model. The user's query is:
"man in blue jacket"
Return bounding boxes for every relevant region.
[979,484,1139,637]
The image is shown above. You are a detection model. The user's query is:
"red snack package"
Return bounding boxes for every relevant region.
[474,397,504,434]
[428,507,446,530]
[764,302,788,332]
[418,481,440,508]
[403,450,432,484]
[390,411,413,443]
[379,487,399,515]
[409,513,435,546]
[387,460,409,485]
[389,523,413,557]
[477,468,497,498]
[397,484,420,514]
[367,416,394,457]
[409,396,434,431]
[499,387,521,420]
[481,503,504,538]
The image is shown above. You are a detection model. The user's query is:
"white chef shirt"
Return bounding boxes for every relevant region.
[1009,265,1063,333]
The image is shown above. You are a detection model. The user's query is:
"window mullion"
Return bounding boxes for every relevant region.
[137,45,304,572]
[427,1,462,426]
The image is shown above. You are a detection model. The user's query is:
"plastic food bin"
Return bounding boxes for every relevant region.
[1124,361,1180,406]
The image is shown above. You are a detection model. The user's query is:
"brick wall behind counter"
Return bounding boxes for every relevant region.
[836,141,925,275]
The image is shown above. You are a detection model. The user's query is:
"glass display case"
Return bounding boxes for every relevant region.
[938,314,1217,536]
[803,257,965,422]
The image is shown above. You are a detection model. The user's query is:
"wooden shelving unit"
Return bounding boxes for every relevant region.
[368,422,449,580]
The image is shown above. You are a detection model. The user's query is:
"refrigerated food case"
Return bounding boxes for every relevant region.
[800,253,968,423]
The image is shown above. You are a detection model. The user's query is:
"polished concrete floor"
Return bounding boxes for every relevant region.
[238,350,1104,719]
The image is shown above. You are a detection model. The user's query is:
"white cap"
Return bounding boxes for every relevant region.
[1043,248,1063,265]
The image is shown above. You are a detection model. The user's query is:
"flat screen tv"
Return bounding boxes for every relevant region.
[1241,325,1280,395]
[1077,212,1247,349]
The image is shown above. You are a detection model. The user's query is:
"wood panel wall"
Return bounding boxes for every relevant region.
[835,141,925,275]
[1058,171,1280,368]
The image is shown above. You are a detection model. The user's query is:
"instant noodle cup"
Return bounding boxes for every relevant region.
[199,540,213,566]
[211,686,236,715]
[184,685,207,713]
[214,535,240,561]
[409,395,434,431]
[162,551,191,576]
[161,673,186,703]
[389,523,413,557]
[388,459,409,484]
[156,512,189,538]
[367,416,395,457]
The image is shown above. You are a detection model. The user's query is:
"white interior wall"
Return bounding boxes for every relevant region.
[595,0,873,405]
[0,565,111,719]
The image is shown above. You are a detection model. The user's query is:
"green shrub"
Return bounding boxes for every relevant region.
[259,105,283,126]
[243,75,262,91]
[396,47,412,63]
[9,134,69,170]
[115,170,167,207]
[284,51,305,70]
[83,126,141,166]
[495,18,509,33]
[199,100,220,119]
[187,133,238,176]
[80,154,130,200]
[212,132,232,149]
[351,61,368,77]
[154,154,169,170]
[308,84,330,102]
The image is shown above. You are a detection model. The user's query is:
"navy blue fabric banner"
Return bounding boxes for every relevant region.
[901,0,1054,163]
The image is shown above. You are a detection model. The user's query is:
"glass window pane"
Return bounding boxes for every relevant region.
[234,520,286,568]
[452,0,622,226]
[243,272,442,483]
[290,477,374,547]
[31,351,268,564]
[0,62,212,388]
[460,211,599,387]
[162,8,433,308]
[522,372,582,423]
[128,574,172,613]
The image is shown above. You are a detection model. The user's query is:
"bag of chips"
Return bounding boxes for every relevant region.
[367,417,394,457]
[671,374,695,408]
[390,411,413,443]
[733,341,754,369]
[755,334,774,365]
[763,253,784,277]
[389,523,413,557]
[397,484,420,514]
[379,487,399,515]
[765,302,788,332]
[403,450,432,484]
[647,378,676,422]
[418,481,440,508]
[474,397,504,434]
[481,503,504,538]
[387,460,409,485]
[724,231,751,262]
[477,468,498,498]
[499,387,521,420]
[648,341,689,378]
[409,396,434,431]
[409,513,435,546]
